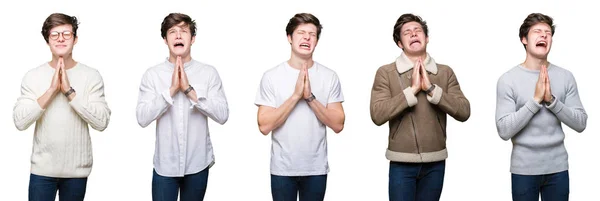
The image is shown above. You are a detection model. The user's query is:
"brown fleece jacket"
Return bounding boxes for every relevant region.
[370,53,470,163]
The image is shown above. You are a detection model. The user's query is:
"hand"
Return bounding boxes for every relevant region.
[302,63,312,99]
[58,57,71,93]
[293,63,306,100]
[542,65,553,103]
[50,60,61,94]
[170,56,181,96]
[178,56,190,91]
[419,58,432,92]
[411,58,422,95]
[533,65,546,103]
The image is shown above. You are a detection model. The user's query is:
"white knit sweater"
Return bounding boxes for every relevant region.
[13,62,111,178]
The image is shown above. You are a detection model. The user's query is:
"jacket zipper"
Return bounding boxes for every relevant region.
[398,72,421,156]
[409,114,420,155]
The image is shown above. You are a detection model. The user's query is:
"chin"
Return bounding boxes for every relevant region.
[294,49,313,57]
[52,52,70,57]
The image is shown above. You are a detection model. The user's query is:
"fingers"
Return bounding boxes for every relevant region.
[538,66,545,83]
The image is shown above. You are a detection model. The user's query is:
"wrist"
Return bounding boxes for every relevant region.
[64,87,75,97]
[425,84,435,95]
[305,93,316,102]
[411,86,420,95]
[544,95,555,106]
[292,94,302,101]
[169,87,179,96]
[534,97,543,104]
[183,85,194,95]
[49,87,59,94]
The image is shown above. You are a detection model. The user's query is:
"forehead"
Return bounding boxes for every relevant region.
[168,22,190,31]
[50,24,73,32]
[294,23,317,32]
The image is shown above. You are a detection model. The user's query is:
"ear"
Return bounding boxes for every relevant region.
[191,36,196,45]
[73,36,78,45]
[287,35,292,45]
[521,36,528,46]
[425,36,429,45]
[397,40,404,49]
[164,38,168,45]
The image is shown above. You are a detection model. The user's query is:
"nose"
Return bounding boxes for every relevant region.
[176,30,182,39]
[57,34,65,42]
[303,33,310,41]
[410,31,417,37]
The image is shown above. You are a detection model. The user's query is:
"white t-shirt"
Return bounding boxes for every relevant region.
[255,61,344,176]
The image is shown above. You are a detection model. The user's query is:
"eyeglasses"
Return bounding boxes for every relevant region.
[49,31,74,40]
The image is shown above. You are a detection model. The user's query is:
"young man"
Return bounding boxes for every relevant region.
[370,13,470,201]
[255,13,345,201]
[495,13,587,201]
[136,13,229,201]
[13,13,111,201]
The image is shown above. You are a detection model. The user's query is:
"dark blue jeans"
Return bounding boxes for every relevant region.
[28,174,88,201]
[512,170,569,201]
[152,168,209,201]
[271,174,327,201]
[389,160,446,201]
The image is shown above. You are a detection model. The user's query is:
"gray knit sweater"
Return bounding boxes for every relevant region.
[495,63,587,175]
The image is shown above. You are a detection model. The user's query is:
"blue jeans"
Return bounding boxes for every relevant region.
[28,174,87,201]
[271,174,327,201]
[512,170,569,201]
[389,160,446,201]
[152,168,209,201]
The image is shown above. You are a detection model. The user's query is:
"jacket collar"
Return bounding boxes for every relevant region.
[395,52,438,75]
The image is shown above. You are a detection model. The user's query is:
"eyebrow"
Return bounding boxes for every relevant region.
[403,27,421,32]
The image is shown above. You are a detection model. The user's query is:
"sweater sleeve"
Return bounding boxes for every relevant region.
[495,75,542,140]
[545,72,587,132]
[13,74,45,131]
[68,70,111,131]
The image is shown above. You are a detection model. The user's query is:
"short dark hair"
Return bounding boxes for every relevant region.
[393,13,429,47]
[519,13,555,49]
[285,13,323,39]
[41,13,79,43]
[161,13,197,39]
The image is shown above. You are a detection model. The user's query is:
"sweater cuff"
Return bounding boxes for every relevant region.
[161,89,174,106]
[403,87,418,107]
[69,92,85,109]
[545,97,564,114]
[525,99,542,114]
[426,84,442,105]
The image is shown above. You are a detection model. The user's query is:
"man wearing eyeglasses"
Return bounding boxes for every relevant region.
[136,13,229,201]
[13,13,111,201]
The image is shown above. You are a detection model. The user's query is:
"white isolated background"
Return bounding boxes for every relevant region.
[0,0,597,200]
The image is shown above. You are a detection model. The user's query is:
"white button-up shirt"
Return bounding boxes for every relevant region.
[136,59,229,177]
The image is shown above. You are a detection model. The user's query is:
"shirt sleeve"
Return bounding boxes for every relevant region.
[136,70,172,128]
[328,72,344,104]
[190,66,229,125]
[254,72,277,108]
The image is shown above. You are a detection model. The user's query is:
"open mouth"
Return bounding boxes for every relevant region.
[299,43,311,49]
[174,42,184,48]
[409,40,421,46]
[535,41,547,47]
